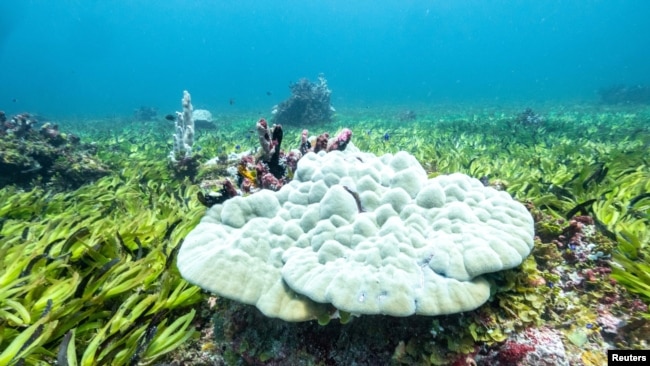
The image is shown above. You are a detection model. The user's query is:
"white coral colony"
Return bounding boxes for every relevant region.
[177,145,535,321]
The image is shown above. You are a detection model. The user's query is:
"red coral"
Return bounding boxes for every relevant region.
[573,215,594,225]
[240,154,255,166]
[630,298,649,312]
[582,269,597,282]
[498,341,535,365]
[222,179,238,198]
[261,172,282,191]
[241,178,253,193]
[285,151,300,172]
[565,216,593,245]
[313,133,329,153]
[327,128,352,151]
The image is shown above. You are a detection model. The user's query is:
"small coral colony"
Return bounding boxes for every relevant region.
[1,77,649,365]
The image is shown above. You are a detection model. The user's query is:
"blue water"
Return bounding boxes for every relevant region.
[1,0,649,118]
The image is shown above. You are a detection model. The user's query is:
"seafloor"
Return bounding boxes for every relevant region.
[1,103,649,365]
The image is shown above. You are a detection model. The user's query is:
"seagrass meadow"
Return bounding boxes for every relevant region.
[1,103,649,365]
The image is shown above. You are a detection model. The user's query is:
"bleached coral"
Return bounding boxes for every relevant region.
[177,147,535,321]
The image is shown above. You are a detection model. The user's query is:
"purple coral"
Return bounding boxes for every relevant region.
[327,128,352,152]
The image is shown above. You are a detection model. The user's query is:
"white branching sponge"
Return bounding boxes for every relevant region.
[169,90,195,163]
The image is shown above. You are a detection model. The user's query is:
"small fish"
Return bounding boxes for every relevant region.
[229,98,235,105]
[383,132,390,141]
[22,324,45,355]
[40,299,53,318]
[266,91,272,96]
[629,192,650,207]
[163,219,182,243]
[235,144,241,150]
[565,199,597,219]
[479,176,489,186]
[134,237,144,260]
[12,98,17,103]
[20,254,46,278]
[58,331,74,365]
[165,114,175,121]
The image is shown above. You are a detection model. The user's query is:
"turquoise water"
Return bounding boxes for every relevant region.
[1,0,649,118]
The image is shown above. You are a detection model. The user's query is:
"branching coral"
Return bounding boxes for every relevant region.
[271,74,334,126]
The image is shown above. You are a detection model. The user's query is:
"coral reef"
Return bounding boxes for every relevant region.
[0,112,109,189]
[480,327,568,365]
[185,109,216,131]
[271,74,334,126]
[133,105,158,121]
[599,84,650,105]
[515,108,544,126]
[165,104,650,365]
[192,109,213,127]
[195,118,353,205]
[166,208,648,366]
[2,103,649,365]
[178,148,535,321]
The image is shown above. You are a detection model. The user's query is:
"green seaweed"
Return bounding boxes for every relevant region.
[3,104,650,364]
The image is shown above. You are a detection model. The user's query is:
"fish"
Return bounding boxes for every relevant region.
[40,299,53,318]
[229,98,235,105]
[580,163,608,190]
[58,331,75,365]
[116,231,134,258]
[21,324,45,356]
[162,219,182,244]
[629,192,650,207]
[165,114,175,121]
[74,258,120,298]
[165,244,181,270]
[266,91,272,96]
[134,237,144,260]
[565,199,597,219]
[20,254,46,278]
[130,311,168,364]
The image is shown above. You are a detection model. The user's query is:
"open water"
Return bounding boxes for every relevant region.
[1,0,649,118]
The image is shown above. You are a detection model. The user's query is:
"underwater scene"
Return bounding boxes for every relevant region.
[1,1,650,365]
